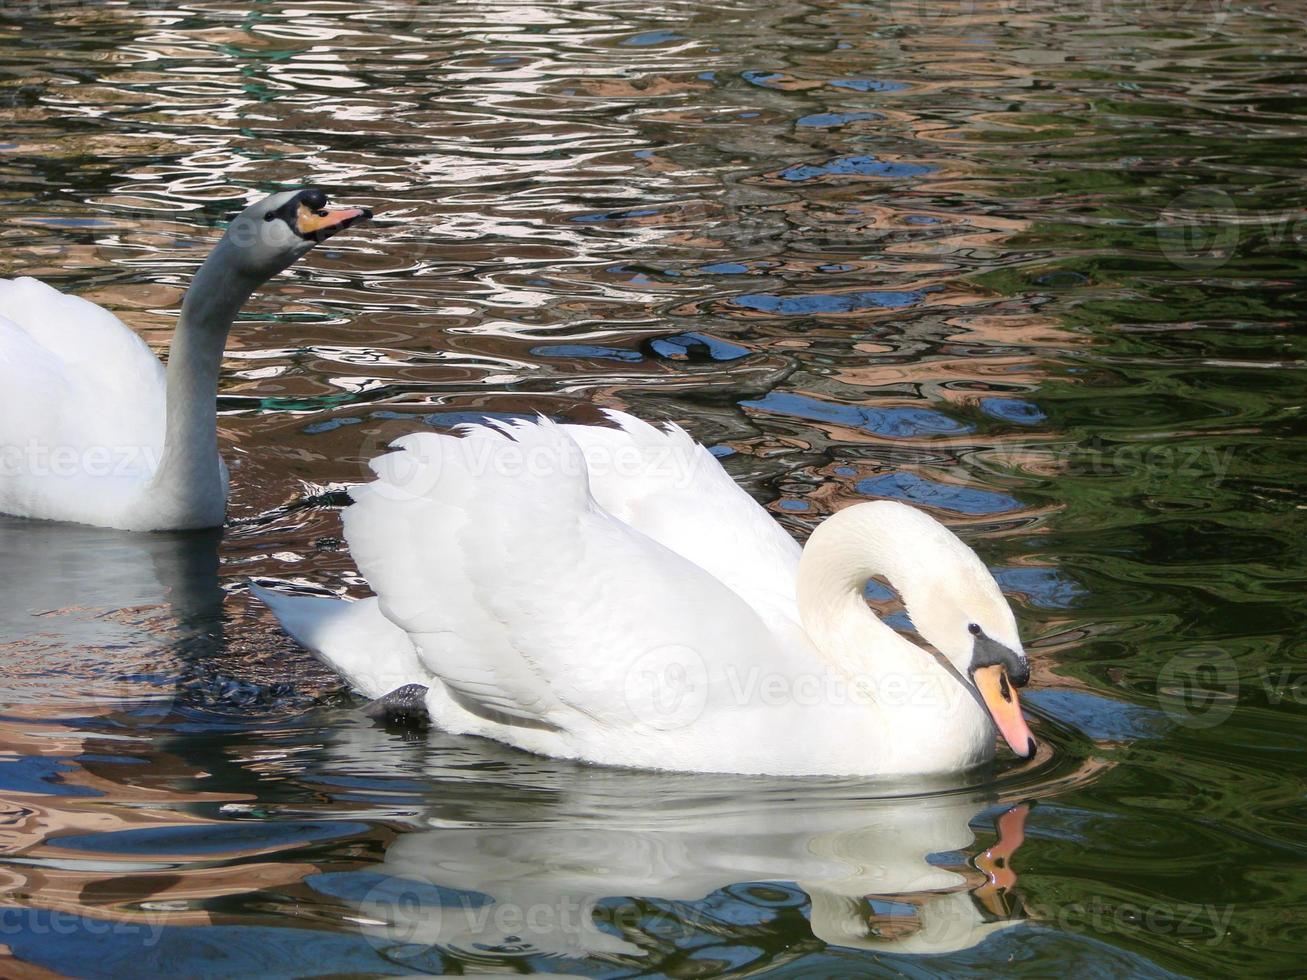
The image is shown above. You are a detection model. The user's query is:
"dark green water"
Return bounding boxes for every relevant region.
[1,0,1305,976]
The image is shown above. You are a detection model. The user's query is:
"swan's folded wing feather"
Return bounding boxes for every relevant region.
[0,277,165,410]
[561,411,802,628]
[342,419,791,737]
[0,279,169,523]
[0,277,165,460]
[343,424,575,729]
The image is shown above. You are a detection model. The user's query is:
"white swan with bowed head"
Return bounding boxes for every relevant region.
[0,188,371,531]
[256,411,1037,777]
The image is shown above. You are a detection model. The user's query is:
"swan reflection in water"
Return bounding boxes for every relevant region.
[0,518,1032,967]
[318,720,1032,967]
[0,516,225,711]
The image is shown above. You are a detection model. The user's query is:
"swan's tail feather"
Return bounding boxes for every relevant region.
[250,582,429,699]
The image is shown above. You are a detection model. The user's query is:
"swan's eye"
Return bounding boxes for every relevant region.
[264,212,276,222]
[968,623,981,636]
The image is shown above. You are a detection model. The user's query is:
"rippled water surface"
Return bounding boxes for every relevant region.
[2,0,1306,975]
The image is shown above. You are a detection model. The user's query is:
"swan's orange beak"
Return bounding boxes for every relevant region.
[974,664,1035,759]
[295,203,373,242]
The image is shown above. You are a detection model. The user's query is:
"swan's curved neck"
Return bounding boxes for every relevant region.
[794,502,1017,770]
[796,504,944,684]
[149,239,259,525]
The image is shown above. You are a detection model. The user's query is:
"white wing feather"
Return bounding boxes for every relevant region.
[0,277,167,523]
[562,411,802,629]
[339,418,805,757]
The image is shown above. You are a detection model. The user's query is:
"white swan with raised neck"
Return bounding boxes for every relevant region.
[0,188,371,531]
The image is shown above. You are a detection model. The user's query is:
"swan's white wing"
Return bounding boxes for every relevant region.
[0,277,166,521]
[561,411,802,628]
[250,585,429,699]
[341,419,799,750]
[0,277,166,444]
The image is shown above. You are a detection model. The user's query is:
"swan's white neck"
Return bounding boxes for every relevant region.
[148,240,259,528]
[797,503,949,683]
[795,501,993,767]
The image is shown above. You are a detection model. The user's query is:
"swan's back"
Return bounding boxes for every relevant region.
[0,277,167,523]
[561,412,803,630]
[331,415,819,770]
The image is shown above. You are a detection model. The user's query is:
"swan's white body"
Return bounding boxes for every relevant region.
[0,277,228,530]
[259,412,1035,777]
[0,189,370,531]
